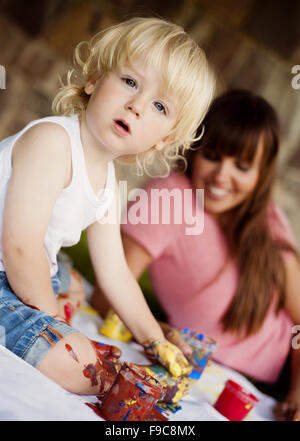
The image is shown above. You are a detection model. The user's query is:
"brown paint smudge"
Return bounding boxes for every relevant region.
[24,303,40,310]
[85,402,106,419]
[58,293,69,299]
[83,359,102,387]
[82,340,121,394]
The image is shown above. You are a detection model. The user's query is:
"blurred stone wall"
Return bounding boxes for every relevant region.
[0,0,300,243]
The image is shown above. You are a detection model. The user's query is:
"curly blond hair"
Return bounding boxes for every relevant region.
[52,17,215,176]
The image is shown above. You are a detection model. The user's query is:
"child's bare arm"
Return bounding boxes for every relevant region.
[2,123,71,316]
[86,186,189,376]
[86,185,166,344]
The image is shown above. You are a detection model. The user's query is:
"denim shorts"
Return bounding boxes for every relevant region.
[0,255,79,368]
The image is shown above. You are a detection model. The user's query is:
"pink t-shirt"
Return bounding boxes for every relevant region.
[122,172,297,382]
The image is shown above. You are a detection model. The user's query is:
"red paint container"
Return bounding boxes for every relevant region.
[100,362,165,421]
[214,379,259,421]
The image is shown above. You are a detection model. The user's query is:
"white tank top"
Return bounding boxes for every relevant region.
[0,115,115,276]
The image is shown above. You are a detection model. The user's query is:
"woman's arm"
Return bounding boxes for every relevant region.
[2,123,71,316]
[274,253,300,420]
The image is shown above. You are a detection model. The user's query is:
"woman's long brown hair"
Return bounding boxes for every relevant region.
[185,90,296,339]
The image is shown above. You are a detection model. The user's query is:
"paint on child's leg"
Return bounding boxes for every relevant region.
[58,293,69,299]
[94,353,121,395]
[83,359,102,387]
[24,303,40,310]
[65,343,79,363]
[82,340,121,394]
[64,302,74,323]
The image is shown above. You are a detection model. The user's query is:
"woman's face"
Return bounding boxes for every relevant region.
[191,138,264,216]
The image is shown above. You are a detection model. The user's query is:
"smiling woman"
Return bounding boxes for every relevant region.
[190,136,264,216]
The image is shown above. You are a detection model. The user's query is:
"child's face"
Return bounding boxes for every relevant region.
[191,137,264,216]
[83,60,177,157]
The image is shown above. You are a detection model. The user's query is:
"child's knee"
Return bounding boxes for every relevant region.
[37,332,98,394]
[37,332,120,395]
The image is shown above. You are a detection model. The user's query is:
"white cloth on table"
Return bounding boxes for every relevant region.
[0,301,277,421]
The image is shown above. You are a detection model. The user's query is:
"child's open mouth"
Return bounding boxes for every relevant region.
[114,119,131,135]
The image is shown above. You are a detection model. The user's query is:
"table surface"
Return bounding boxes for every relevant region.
[0,303,277,421]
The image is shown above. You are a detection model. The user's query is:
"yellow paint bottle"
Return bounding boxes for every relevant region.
[99,309,133,342]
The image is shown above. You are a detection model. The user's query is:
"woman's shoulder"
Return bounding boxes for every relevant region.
[266,202,297,248]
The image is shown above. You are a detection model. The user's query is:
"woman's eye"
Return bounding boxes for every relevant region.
[154,101,166,114]
[202,150,220,162]
[236,162,251,172]
[123,77,137,88]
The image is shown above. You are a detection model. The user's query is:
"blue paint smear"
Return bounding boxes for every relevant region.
[188,369,202,380]
[123,409,131,421]
[135,382,146,394]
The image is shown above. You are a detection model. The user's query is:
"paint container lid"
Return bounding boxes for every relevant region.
[224,380,259,404]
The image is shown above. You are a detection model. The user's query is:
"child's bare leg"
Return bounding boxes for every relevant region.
[37,332,120,395]
[57,269,85,323]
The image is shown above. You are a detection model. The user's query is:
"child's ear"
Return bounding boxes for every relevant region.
[154,135,174,152]
[84,77,97,95]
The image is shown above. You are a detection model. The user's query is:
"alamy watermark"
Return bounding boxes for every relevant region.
[291,65,300,90]
[0,65,6,89]
[292,325,300,349]
[96,180,205,236]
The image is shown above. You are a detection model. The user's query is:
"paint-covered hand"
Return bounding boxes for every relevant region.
[159,321,193,359]
[91,340,122,362]
[142,339,192,378]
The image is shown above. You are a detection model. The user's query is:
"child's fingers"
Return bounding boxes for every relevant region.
[165,328,193,358]
[142,339,192,378]
[91,340,122,359]
[159,321,193,358]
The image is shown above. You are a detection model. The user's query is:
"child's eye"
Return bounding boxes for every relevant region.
[154,101,166,114]
[123,77,137,88]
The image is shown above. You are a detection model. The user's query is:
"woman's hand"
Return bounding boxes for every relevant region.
[273,394,300,421]
[142,338,192,378]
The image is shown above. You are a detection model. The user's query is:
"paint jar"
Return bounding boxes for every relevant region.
[214,379,259,421]
[99,309,133,342]
[144,406,169,421]
[180,328,217,380]
[144,364,191,403]
[100,362,165,421]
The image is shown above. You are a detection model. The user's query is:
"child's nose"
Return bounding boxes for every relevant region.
[125,97,145,118]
